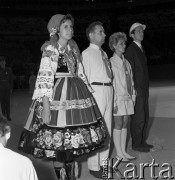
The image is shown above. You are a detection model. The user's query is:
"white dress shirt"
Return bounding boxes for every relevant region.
[82,43,113,171]
[82,43,111,84]
[0,143,38,180]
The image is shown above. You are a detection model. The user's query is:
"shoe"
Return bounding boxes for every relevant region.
[113,129,130,163]
[142,142,154,149]
[89,169,102,179]
[54,166,67,180]
[125,155,136,160]
[116,156,130,162]
[132,146,150,152]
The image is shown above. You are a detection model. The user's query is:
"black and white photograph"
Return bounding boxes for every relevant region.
[0,0,175,179]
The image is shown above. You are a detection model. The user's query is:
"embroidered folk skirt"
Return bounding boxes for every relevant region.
[18,77,106,160]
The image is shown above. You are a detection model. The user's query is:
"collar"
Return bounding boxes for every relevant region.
[90,43,100,50]
[113,53,125,65]
[58,43,71,53]
[133,41,142,49]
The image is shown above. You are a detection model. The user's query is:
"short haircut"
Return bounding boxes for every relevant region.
[0,117,11,137]
[109,32,127,52]
[48,14,74,50]
[86,21,103,41]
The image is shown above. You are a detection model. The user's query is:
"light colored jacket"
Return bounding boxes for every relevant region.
[110,53,136,109]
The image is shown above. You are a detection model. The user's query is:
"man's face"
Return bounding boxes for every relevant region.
[132,26,144,42]
[90,25,106,46]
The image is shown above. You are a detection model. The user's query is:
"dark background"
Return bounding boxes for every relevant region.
[0,0,175,88]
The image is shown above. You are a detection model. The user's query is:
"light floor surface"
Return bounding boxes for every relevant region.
[2,81,175,180]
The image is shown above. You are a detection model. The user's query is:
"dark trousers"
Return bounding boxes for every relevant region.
[0,84,11,118]
[130,89,149,148]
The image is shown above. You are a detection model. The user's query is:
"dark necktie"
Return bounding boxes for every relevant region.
[100,49,112,79]
[123,60,132,95]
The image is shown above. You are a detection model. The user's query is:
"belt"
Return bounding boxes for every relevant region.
[91,82,112,86]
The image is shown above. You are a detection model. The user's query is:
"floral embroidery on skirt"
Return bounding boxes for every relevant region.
[31,119,106,158]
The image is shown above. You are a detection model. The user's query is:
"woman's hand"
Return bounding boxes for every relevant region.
[42,96,51,124]
[87,84,95,93]
[132,95,136,106]
[42,108,50,124]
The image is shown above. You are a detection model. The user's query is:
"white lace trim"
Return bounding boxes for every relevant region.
[32,89,53,102]
[50,97,96,110]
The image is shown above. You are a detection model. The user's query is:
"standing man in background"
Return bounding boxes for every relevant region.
[29,71,36,94]
[125,23,153,152]
[82,21,113,179]
[0,56,13,121]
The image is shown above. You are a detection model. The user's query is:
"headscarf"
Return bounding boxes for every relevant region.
[41,14,74,51]
[47,14,65,37]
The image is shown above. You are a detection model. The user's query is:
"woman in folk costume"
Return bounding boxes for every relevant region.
[109,32,136,162]
[18,14,106,180]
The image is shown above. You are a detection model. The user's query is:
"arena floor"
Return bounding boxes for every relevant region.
[2,80,175,180]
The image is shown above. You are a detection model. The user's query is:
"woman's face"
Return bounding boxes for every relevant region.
[58,19,73,41]
[114,38,126,54]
